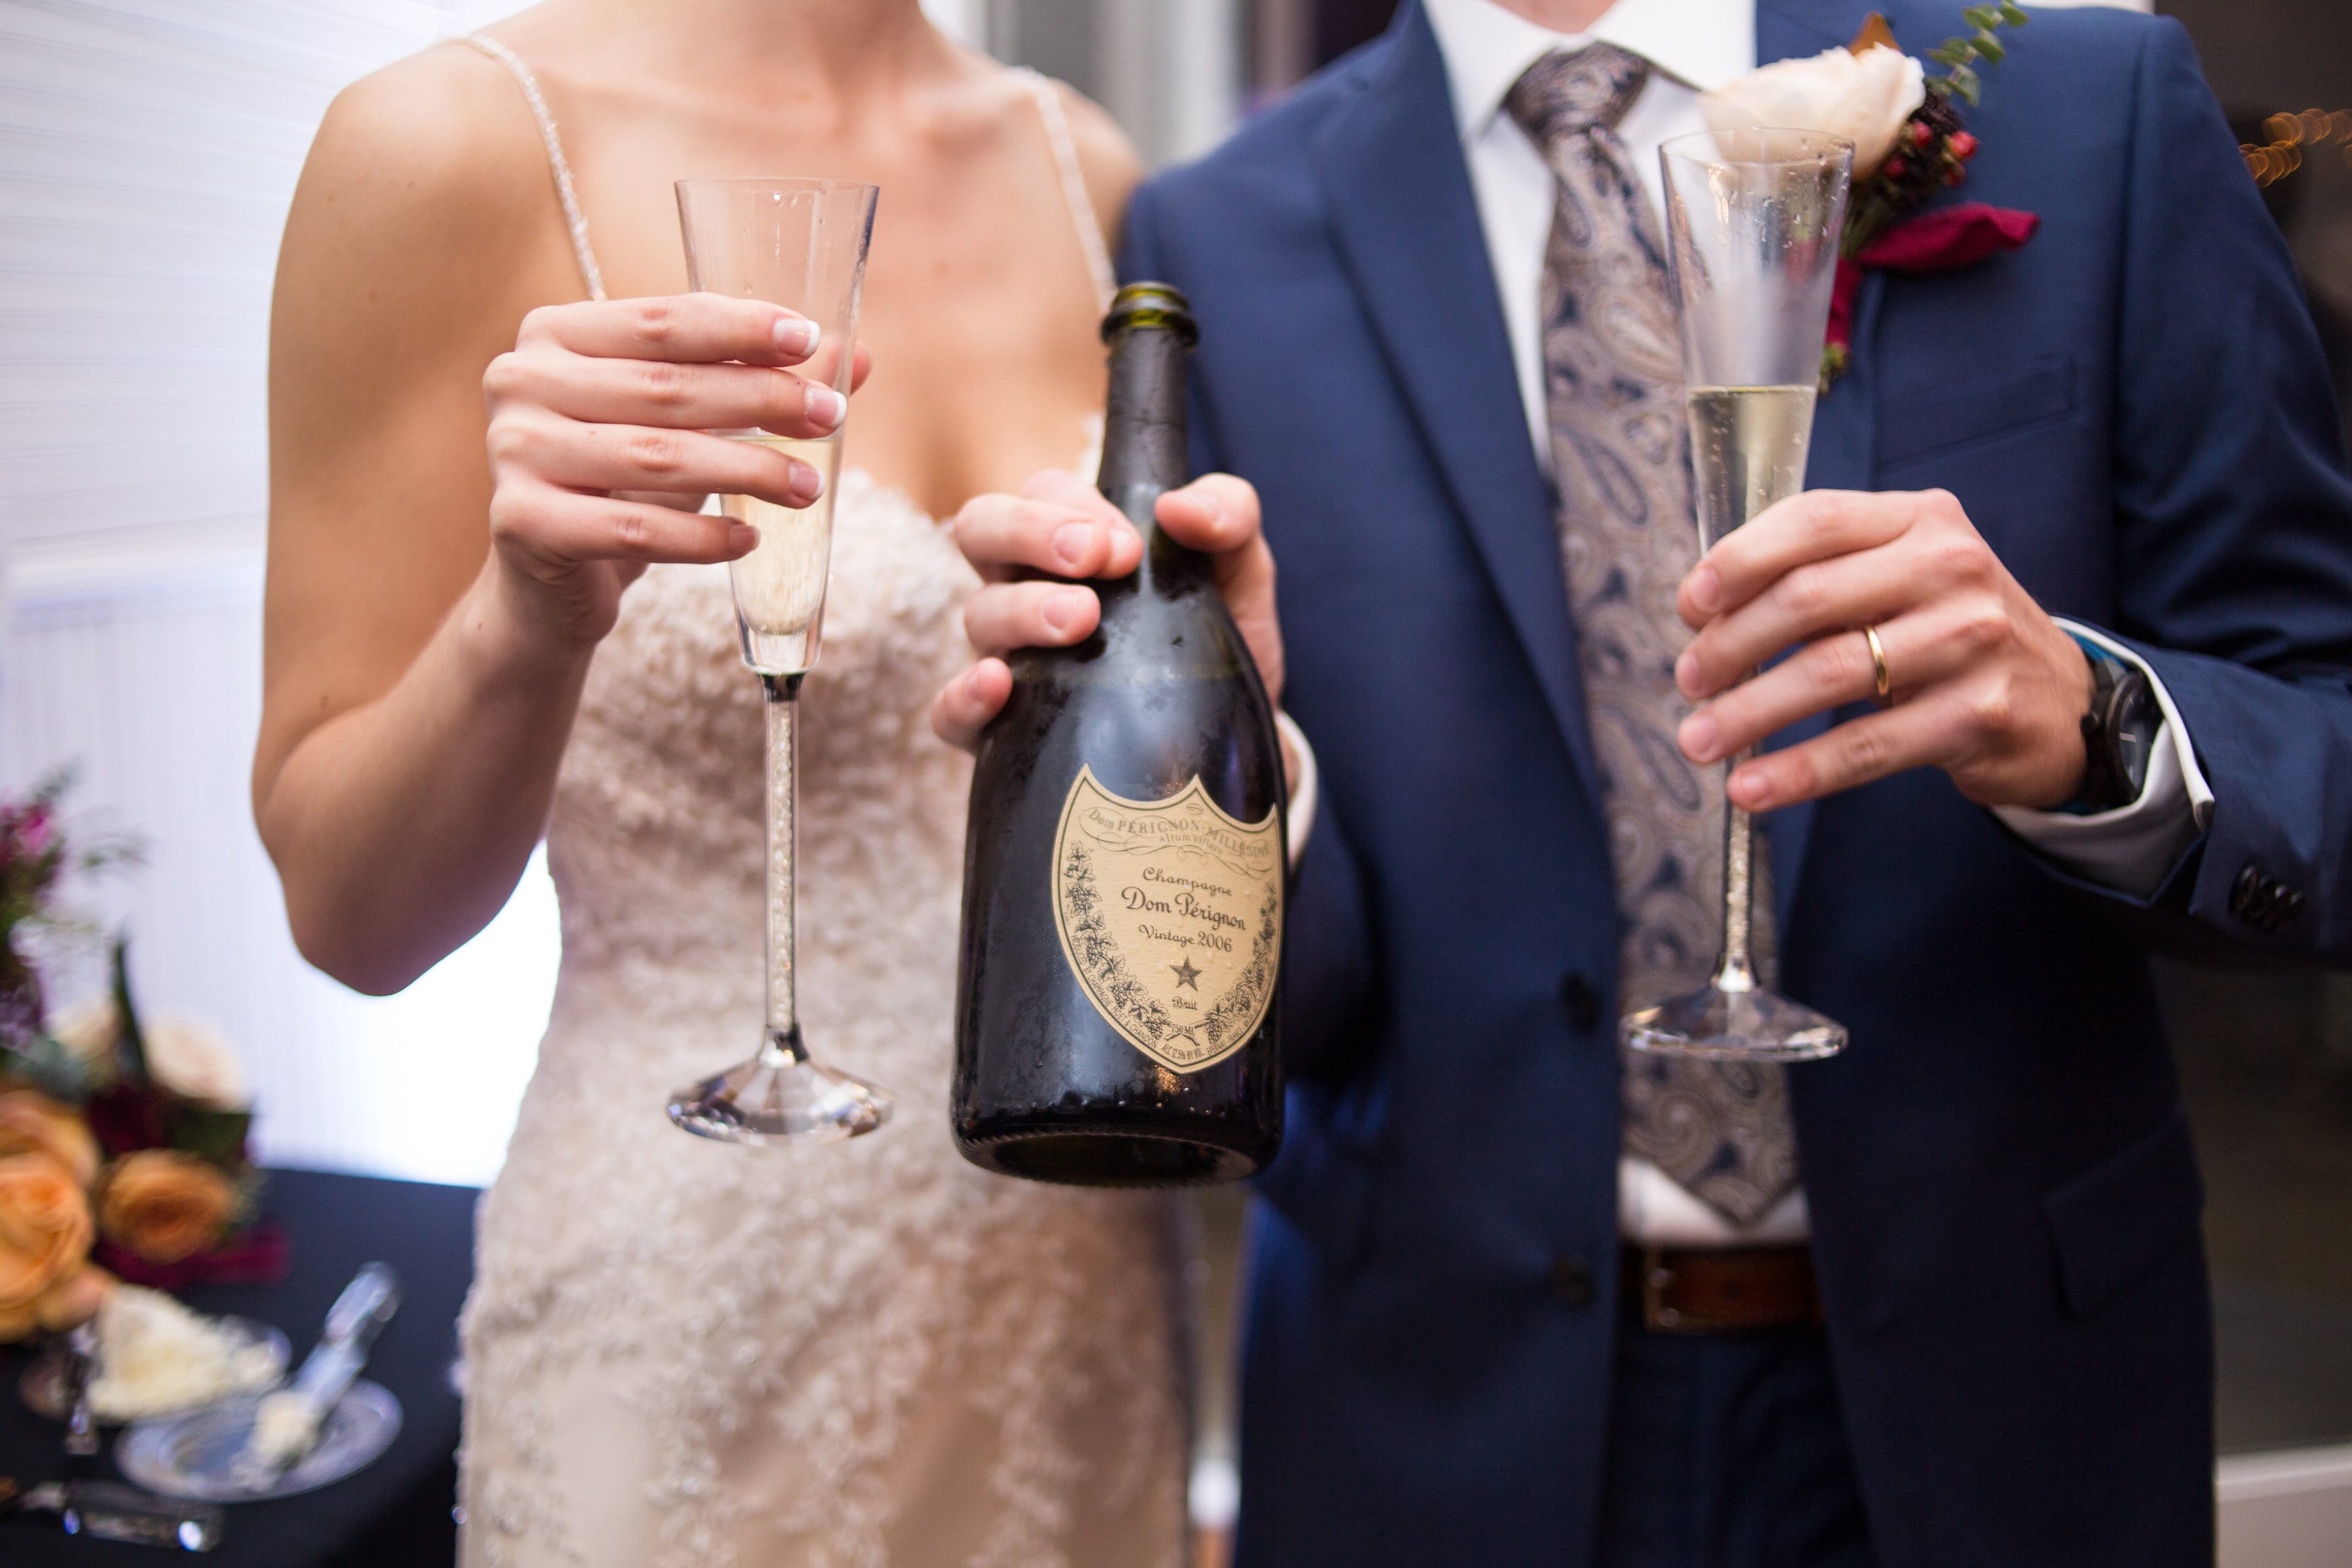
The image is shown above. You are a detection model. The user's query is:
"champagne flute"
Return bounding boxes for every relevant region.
[665,178,893,1142]
[1622,128,1854,1062]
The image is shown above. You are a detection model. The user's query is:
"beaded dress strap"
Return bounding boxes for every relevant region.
[463,32,609,301]
[1011,67,1117,312]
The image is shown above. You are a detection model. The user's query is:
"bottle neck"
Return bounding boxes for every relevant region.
[1097,327,1208,595]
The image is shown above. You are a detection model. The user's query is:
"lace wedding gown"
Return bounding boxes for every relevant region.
[455,39,1188,1568]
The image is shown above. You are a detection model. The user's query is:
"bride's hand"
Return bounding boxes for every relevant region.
[932,468,1284,751]
[478,291,872,651]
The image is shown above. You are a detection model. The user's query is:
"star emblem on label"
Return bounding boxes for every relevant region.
[1171,956,1202,989]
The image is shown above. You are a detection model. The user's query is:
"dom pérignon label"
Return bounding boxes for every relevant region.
[953,283,1286,1186]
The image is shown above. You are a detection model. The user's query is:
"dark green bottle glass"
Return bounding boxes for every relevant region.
[952,282,1286,1186]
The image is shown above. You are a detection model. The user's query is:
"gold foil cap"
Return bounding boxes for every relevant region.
[1102,281,1198,347]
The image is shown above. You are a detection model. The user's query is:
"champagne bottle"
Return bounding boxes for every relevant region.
[953,283,1286,1186]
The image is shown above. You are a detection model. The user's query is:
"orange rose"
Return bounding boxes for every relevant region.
[98,1151,237,1265]
[0,1152,96,1341]
[0,1089,99,1188]
[0,1261,114,1341]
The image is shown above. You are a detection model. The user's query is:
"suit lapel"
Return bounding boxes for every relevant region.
[1309,0,1886,934]
[1311,1,1604,821]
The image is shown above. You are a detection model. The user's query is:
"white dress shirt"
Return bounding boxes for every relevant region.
[1421,0,2210,1243]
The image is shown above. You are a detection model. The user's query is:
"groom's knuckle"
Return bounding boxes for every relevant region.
[1808,633,1865,696]
[1928,529,1993,583]
[1797,490,1853,542]
[1775,561,1833,619]
[1837,720,1891,778]
[1965,678,2016,738]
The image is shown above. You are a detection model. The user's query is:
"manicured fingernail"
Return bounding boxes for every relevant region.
[806,385,846,430]
[1729,767,1770,808]
[1687,564,1722,614]
[727,522,759,555]
[790,461,825,502]
[774,317,820,356]
[1675,650,1701,697]
[1053,523,1094,570]
[1043,589,1091,637]
[1680,711,1718,762]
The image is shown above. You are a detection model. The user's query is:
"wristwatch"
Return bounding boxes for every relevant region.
[2068,646,2162,813]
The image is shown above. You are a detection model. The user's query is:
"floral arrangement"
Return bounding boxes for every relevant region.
[1703,7,2042,387]
[0,776,278,1344]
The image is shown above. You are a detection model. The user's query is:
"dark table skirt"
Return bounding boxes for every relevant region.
[0,1168,477,1565]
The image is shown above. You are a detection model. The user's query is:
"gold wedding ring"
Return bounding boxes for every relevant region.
[1863,624,1891,706]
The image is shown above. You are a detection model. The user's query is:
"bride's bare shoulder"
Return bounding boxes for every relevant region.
[289,41,553,264]
[274,36,585,395]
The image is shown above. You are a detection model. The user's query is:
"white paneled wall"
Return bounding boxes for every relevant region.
[1,0,553,1187]
[8,572,557,1186]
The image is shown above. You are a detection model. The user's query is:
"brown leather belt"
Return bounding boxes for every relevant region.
[1620,1243,1823,1333]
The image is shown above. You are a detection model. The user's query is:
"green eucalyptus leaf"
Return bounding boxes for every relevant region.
[1949,64,1982,105]
[0,1035,100,1103]
[2001,3,2030,25]
[1963,5,2000,28]
[1973,32,2005,62]
[108,937,149,1085]
[171,1105,252,1167]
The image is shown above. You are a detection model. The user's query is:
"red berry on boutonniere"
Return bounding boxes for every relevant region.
[1909,119,1935,147]
[1883,156,1908,179]
[1950,131,1980,160]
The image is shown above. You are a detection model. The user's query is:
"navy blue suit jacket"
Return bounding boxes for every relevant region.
[1122,2,2352,1564]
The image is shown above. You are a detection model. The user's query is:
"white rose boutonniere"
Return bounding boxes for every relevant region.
[1702,42,1925,180]
[1700,7,2042,388]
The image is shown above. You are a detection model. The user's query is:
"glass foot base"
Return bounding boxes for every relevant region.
[666,1056,893,1145]
[1622,984,1848,1062]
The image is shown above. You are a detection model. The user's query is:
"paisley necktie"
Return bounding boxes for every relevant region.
[1505,44,1797,1224]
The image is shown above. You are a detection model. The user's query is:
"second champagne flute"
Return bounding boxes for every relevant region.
[1622,128,1854,1062]
[664,177,892,1143]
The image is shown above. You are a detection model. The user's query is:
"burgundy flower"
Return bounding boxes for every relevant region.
[1825,203,2042,376]
[82,1085,171,1158]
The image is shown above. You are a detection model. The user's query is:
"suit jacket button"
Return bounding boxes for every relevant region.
[2231,864,2278,929]
[2229,864,2260,917]
[1549,1253,1596,1310]
[1560,972,1601,1032]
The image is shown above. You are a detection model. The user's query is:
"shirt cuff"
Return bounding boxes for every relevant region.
[1989,620,2212,899]
[1276,710,1318,870]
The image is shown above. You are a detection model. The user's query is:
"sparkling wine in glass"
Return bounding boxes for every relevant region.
[1622,128,1854,1062]
[664,177,892,1143]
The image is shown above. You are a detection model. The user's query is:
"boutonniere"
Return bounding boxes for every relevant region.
[1702,7,2043,388]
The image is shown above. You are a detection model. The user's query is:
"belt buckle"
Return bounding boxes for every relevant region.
[1639,1243,1689,1333]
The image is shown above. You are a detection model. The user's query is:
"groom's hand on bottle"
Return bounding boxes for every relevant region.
[932,468,1284,752]
[1672,487,2094,813]
[478,291,872,653]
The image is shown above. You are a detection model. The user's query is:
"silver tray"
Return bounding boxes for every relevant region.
[117,1380,402,1503]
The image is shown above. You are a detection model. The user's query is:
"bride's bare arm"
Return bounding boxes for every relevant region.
[255,50,847,994]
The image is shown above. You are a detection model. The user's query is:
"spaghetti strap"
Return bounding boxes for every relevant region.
[463,32,609,302]
[1012,67,1118,312]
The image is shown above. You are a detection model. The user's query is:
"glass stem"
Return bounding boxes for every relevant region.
[1716,749,1759,995]
[759,672,807,1066]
